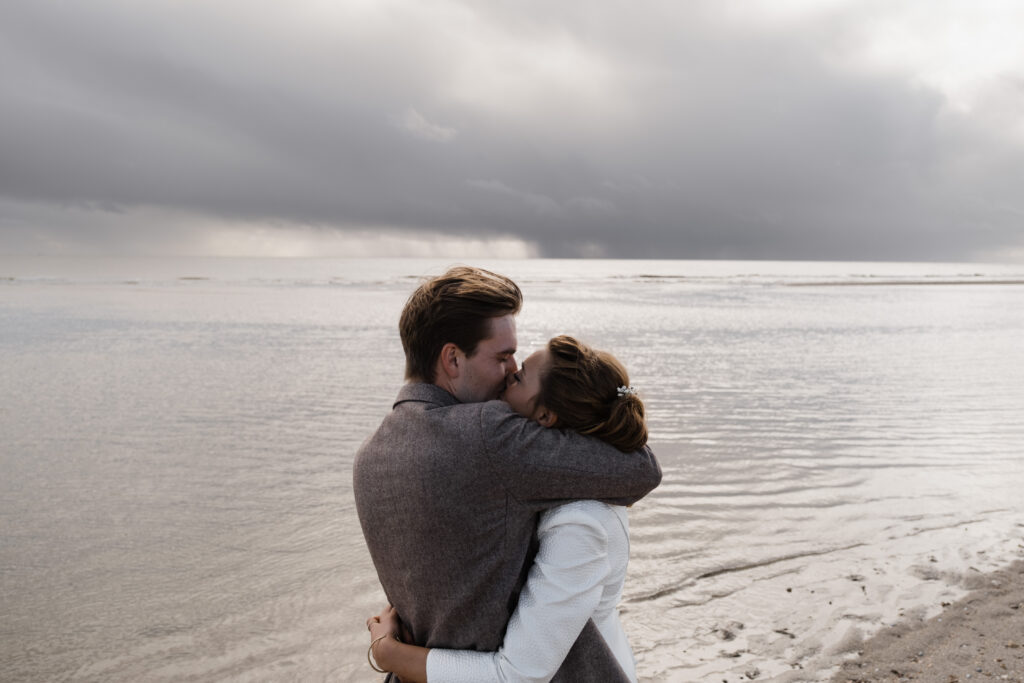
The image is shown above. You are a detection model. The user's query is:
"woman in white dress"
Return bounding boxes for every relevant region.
[365,334,648,682]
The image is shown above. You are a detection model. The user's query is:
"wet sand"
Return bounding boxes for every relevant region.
[831,561,1024,682]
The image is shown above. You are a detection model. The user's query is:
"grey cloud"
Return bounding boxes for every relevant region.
[1,1,1022,260]
[392,109,458,143]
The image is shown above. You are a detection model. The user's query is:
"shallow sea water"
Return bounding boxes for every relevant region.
[1,257,1023,681]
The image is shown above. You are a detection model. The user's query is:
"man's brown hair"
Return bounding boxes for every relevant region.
[399,266,523,383]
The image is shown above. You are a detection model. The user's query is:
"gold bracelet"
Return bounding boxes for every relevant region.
[367,634,388,674]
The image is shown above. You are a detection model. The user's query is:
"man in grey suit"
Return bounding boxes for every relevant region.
[354,266,661,681]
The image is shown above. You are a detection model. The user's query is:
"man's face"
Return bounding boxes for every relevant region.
[452,315,517,403]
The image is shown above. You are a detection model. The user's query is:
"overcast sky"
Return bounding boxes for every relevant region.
[2,1,1023,261]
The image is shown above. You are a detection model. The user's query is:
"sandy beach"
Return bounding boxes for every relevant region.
[831,561,1024,683]
[641,515,1024,682]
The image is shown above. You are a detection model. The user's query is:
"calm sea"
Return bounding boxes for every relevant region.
[2,257,1023,682]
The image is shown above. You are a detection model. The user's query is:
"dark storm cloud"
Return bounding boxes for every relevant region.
[1,1,1022,259]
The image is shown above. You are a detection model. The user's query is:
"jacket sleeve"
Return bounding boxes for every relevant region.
[478,401,661,505]
[425,505,610,683]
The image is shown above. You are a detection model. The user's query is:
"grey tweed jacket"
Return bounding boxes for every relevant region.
[353,383,661,681]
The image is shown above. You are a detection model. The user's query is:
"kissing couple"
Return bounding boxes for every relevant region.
[354,266,661,682]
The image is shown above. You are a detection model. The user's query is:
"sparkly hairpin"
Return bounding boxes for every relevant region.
[617,385,637,397]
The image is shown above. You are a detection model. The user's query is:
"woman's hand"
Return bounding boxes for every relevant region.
[366,604,403,643]
[364,605,429,683]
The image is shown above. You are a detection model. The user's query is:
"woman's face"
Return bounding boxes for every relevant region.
[501,347,550,420]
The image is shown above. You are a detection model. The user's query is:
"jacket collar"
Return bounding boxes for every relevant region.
[394,382,460,409]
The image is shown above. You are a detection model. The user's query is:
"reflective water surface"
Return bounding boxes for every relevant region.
[2,257,1022,681]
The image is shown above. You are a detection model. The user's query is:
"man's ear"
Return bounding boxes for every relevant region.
[439,342,461,379]
[535,408,558,428]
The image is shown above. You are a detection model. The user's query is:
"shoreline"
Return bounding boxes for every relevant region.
[634,515,1024,682]
[830,561,1024,682]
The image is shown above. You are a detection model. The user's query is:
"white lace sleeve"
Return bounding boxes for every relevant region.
[426,503,610,683]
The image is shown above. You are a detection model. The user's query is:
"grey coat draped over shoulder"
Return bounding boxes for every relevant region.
[353,383,661,682]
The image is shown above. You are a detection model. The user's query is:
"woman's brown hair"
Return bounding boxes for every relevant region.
[535,335,647,453]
